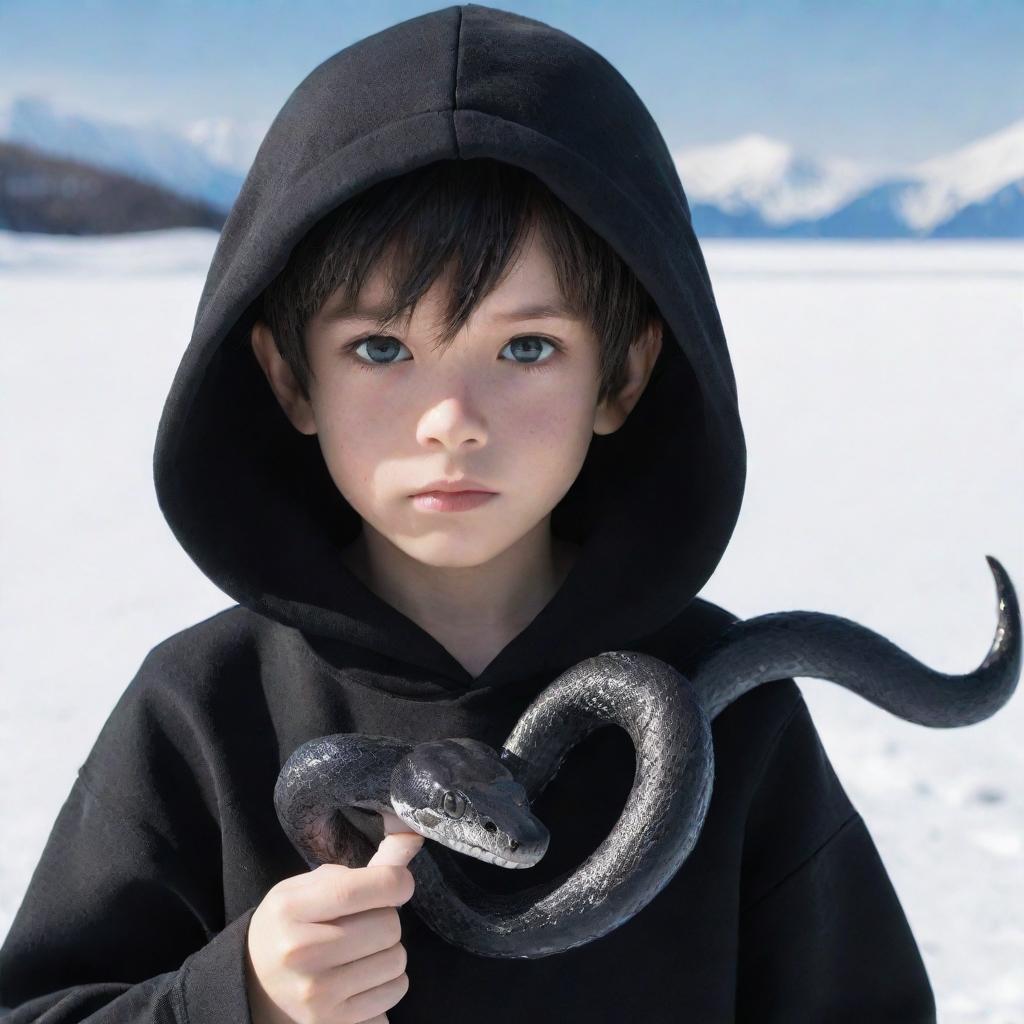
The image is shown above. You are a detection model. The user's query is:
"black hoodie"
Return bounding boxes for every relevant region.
[0,5,936,1021]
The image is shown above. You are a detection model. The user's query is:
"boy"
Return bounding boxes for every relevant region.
[0,5,936,1022]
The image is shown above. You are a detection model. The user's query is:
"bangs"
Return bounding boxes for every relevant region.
[260,158,659,403]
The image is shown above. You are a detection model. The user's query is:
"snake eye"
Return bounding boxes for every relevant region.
[442,790,466,818]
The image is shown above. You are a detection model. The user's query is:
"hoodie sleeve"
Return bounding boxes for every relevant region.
[735,691,937,1023]
[0,770,258,1023]
[0,653,259,1024]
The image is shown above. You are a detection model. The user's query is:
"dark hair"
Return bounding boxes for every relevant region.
[259,158,661,406]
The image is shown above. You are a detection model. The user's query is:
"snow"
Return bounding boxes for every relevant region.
[7,93,1023,233]
[1,229,1022,1021]
[673,120,1024,234]
[181,115,267,175]
[673,131,893,224]
[903,119,1024,232]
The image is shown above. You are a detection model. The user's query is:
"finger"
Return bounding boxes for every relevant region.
[328,940,407,1003]
[368,831,424,868]
[380,810,411,835]
[340,973,410,1024]
[286,862,415,923]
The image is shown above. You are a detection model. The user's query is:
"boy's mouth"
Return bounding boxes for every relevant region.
[411,477,495,494]
[411,491,498,512]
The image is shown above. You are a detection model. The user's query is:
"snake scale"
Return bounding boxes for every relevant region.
[274,555,1021,959]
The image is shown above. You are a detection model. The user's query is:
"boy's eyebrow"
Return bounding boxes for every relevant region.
[321,297,581,323]
[491,300,581,322]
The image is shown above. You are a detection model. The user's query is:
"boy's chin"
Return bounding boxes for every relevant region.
[401,545,514,570]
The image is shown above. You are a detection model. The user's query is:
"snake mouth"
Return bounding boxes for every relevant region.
[444,834,533,868]
[396,798,540,867]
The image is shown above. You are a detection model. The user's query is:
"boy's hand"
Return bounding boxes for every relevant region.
[246,812,425,1024]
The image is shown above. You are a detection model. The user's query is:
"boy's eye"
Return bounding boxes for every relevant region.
[344,334,562,373]
[500,335,563,370]
[347,335,412,369]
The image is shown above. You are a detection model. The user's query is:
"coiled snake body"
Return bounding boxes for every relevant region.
[275,556,1021,959]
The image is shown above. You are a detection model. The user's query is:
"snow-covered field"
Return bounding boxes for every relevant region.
[1,229,1022,1022]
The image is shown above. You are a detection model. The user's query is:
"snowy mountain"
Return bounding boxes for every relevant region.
[674,120,1024,238]
[1,93,1020,237]
[0,140,225,234]
[181,116,267,177]
[674,133,888,226]
[0,96,249,212]
[930,179,1024,238]
[899,118,1024,231]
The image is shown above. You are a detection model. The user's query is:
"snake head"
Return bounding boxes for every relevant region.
[390,737,549,868]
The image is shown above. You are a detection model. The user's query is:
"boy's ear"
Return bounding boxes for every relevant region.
[593,318,664,436]
[250,320,318,436]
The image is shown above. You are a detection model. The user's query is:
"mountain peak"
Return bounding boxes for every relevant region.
[673,132,877,224]
[0,94,246,212]
[2,94,1019,238]
[901,118,1024,230]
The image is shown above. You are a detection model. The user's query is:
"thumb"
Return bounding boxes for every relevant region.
[367,810,425,868]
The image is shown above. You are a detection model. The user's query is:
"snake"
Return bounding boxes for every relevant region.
[274,555,1021,959]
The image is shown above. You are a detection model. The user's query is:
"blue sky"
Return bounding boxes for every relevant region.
[1,0,1021,167]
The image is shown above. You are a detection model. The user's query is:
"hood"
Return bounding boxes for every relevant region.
[152,3,746,692]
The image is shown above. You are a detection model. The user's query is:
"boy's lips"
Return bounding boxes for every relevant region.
[411,491,497,512]
[410,478,496,495]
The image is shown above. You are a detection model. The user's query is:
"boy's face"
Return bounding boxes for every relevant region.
[251,223,661,571]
